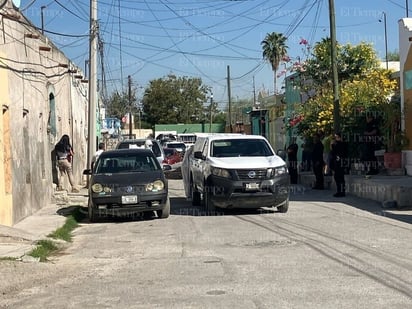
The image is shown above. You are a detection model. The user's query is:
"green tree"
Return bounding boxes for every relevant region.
[301,39,379,88]
[295,40,396,144]
[142,74,210,127]
[387,50,400,61]
[261,32,288,94]
[105,90,138,125]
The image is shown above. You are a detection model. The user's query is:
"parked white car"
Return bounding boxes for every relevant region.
[182,134,290,213]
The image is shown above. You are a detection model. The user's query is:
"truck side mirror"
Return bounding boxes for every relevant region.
[194,151,204,160]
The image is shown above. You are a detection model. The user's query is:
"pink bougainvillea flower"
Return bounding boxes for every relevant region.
[282,55,291,62]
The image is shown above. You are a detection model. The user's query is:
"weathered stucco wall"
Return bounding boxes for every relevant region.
[399,18,412,151]
[0,2,88,225]
[0,50,13,226]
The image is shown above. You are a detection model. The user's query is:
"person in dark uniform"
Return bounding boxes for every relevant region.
[362,114,379,175]
[311,133,324,189]
[287,137,299,184]
[330,132,348,197]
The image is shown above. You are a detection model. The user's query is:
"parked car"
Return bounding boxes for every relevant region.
[116,138,165,165]
[163,148,183,165]
[164,142,186,153]
[182,134,290,213]
[83,148,170,222]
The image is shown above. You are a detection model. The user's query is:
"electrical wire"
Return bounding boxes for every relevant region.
[69,0,89,20]
[12,0,383,102]
[142,0,224,87]
[0,0,8,10]
[53,0,88,22]
[20,0,37,11]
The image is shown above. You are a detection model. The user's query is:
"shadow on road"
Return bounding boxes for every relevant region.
[170,197,281,217]
[56,205,159,224]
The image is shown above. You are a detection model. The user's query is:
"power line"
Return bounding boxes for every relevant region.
[53,0,88,22]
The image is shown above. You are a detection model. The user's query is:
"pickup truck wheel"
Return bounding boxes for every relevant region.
[157,197,170,219]
[191,182,201,206]
[88,198,98,222]
[277,199,289,213]
[204,186,216,214]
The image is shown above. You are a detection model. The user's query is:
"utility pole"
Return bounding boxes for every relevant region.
[383,12,388,70]
[87,0,98,170]
[128,75,132,139]
[329,0,340,133]
[253,76,257,106]
[227,65,232,133]
[209,93,213,133]
[138,102,142,131]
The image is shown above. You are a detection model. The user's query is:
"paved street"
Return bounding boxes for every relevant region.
[1,179,412,308]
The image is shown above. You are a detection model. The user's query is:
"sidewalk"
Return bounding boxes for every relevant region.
[0,188,88,259]
[300,172,412,208]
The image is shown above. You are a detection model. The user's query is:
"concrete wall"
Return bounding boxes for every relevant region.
[0,2,88,225]
[398,19,412,150]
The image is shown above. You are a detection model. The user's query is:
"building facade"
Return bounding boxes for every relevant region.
[399,18,412,175]
[0,1,88,225]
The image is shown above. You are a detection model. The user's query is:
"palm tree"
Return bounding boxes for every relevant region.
[261,32,288,94]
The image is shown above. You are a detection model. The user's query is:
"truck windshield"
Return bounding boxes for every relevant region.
[211,139,274,157]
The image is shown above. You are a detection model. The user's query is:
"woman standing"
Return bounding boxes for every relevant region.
[55,135,79,193]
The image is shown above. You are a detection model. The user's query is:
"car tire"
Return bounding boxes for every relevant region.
[157,197,170,219]
[203,185,216,215]
[191,181,201,206]
[88,198,98,222]
[277,199,289,213]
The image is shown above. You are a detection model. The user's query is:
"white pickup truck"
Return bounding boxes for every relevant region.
[182,134,290,213]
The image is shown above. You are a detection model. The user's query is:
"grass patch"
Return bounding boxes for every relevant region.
[48,207,85,242]
[48,215,78,242]
[29,240,58,262]
[0,256,18,261]
[28,206,86,262]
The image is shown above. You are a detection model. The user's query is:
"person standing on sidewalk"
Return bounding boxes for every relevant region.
[311,133,324,190]
[330,132,348,197]
[91,142,105,170]
[361,113,379,175]
[55,134,79,193]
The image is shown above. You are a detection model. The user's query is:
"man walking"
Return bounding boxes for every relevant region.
[91,142,105,169]
[330,132,348,197]
[311,133,324,190]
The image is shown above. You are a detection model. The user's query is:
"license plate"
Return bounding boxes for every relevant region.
[122,195,138,204]
[245,183,259,190]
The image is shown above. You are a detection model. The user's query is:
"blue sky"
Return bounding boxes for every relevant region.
[18,0,410,108]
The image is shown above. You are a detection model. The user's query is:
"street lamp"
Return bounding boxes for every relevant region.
[209,92,213,133]
[379,12,388,70]
[41,6,46,34]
